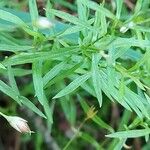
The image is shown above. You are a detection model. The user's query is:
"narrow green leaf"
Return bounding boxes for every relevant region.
[116,65,145,91]
[77,0,89,36]
[45,62,82,88]
[32,61,53,123]
[93,2,107,37]
[92,53,102,107]
[32,60,44,105]
[94,10,101,28]
[43,61,67,87]
[29,0,38,22]
[7,65,19,94]
[0,79,46,118]
[53,73,91,99]
[0,80,21,105]
[23,27,44,39]
[19,96,46,119]
[124,97,143,118]
[0,9,27,27]
[46,0,53,19]
[58,25,82,37]
[118,77,125,100]
[111,38,150,49]
[0,44,33,52]
[77,0,89,21]
[125,89,149,118]
[48,9,98,32]
[42,94,53,123]
[106,129,150,138]
[144,93,150,105]
[100,70,132,111]
[102,69,149,118]
[0,32,20,45]
[0,68,32,77]
[2,47,79,66]
[100,9,107,36]
[29,0,39,32]
[134,0,143,13]
[80,0,117,20]
[115,0,123,19]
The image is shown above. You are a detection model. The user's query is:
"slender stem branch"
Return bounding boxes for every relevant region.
[63,119,87,150]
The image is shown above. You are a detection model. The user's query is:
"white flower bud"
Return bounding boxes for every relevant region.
[5,116,32,134]
[36,17,53,29]
[120,26,128,33]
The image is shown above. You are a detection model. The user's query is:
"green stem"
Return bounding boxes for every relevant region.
[63,119,87,150]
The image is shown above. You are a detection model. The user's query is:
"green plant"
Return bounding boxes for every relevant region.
[0,0,150,149]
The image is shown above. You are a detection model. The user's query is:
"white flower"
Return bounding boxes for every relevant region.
[120,26,128,33]
[120,21,135,33]
[6,116,32,133]
[36,17,53,29]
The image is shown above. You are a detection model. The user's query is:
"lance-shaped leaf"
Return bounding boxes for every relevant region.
[53,73,91,99]
[106,129,150,138]
[92,53,102,107]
